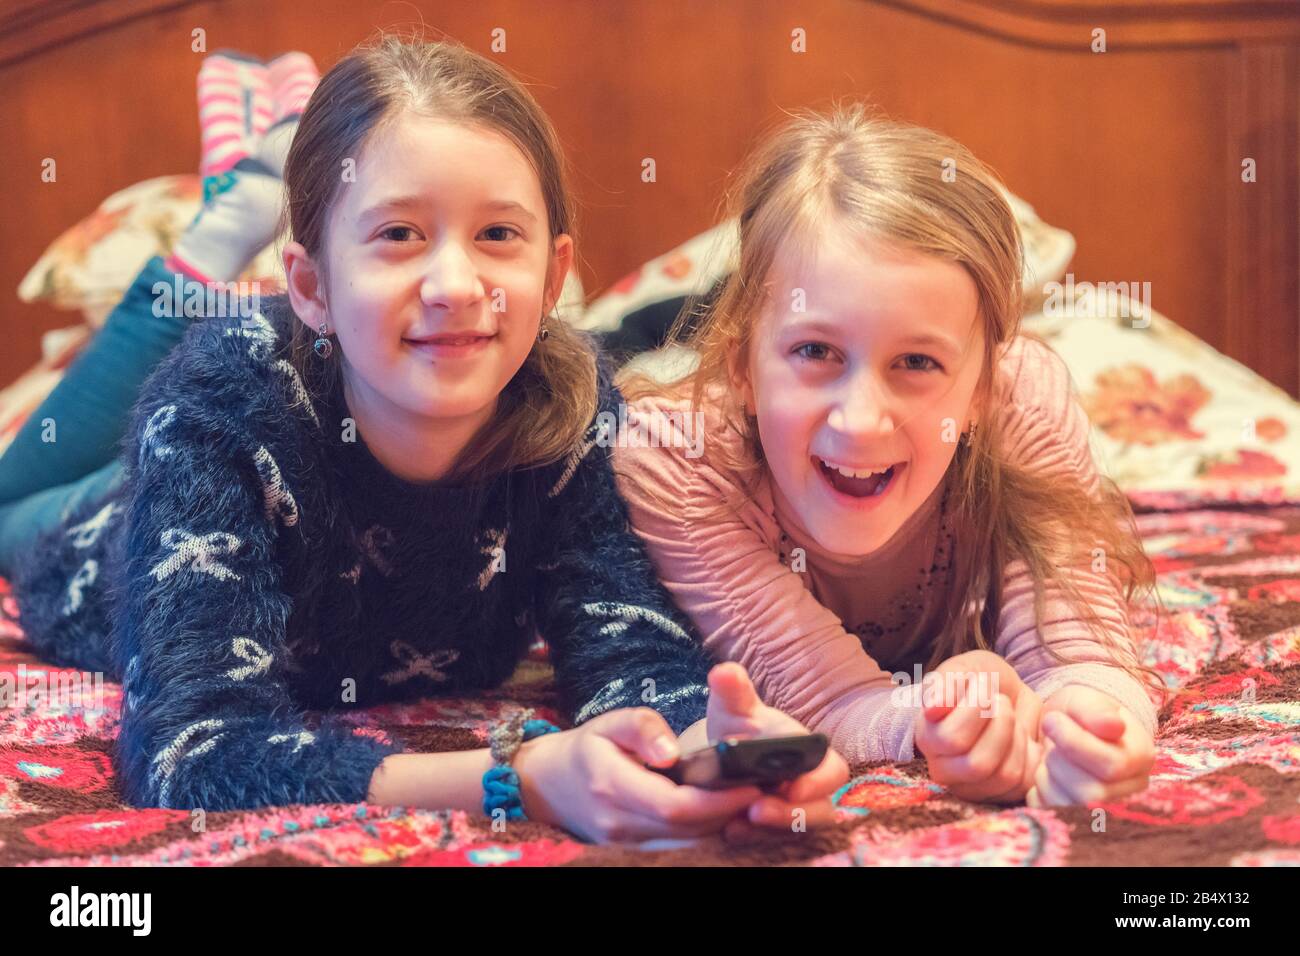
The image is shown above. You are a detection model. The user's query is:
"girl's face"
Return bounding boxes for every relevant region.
[287,114,571,426]
[737,228,985,557]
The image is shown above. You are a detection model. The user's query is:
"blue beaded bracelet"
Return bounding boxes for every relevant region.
[482,710,561,822]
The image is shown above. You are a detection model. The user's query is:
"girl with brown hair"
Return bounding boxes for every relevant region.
[1,38,847,843]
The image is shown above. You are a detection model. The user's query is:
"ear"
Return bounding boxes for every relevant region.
[964,335,998,430]
[282,240,328,333]
[963,388,986,434]
[725,341,756,417]
[543,234,575,315]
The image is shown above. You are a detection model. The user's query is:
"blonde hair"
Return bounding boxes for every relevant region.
[281,32,597,482]
[619,103,1172,711]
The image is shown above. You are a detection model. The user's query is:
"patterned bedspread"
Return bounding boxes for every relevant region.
[1,504,1298,867]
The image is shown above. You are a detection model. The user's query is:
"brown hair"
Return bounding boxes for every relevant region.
[279,33,596,481]
[619,103,1172,711]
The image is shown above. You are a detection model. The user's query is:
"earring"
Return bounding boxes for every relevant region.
[313,321,333,360]
[962,421,978,446]
[537,317,550,342]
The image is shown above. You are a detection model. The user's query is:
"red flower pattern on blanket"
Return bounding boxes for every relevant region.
[2,503,1300,865]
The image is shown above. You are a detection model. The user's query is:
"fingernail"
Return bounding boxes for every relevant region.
[651,734,678,763]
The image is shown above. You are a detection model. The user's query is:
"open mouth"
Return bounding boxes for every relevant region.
[813,457,903,500]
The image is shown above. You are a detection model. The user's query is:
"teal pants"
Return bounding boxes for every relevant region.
[0,256,189,577]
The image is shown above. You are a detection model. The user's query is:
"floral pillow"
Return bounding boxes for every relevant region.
[17,175,284,328]
[1024,295,1300,508]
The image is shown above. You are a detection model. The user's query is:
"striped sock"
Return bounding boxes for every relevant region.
[261,52,321,177]
[197,51,272,177]
[269,51,320,122]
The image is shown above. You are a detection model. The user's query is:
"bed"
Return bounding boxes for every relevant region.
[1,0,1298,866]
[4,240,1300,868]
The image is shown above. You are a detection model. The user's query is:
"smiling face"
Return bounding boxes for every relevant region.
[737,226,986,557]
[288,113,571,430]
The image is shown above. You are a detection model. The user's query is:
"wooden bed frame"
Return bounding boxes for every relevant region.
[1,0,1296,393]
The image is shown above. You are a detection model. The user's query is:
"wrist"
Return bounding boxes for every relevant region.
[481,710,562,825]
[508,732,558,827]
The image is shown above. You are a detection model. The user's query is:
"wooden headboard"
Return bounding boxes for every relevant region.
[2,0,1297,393]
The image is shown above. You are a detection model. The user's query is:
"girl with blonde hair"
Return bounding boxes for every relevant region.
[616,104,1167,810]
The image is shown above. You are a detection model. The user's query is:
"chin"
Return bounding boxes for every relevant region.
[792,481,898,552]
[410,396,495,420]
[379,380,467,414]
[815,520,893,557]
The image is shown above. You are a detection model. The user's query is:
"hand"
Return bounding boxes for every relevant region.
[698,662,850,842]
[510,707,762,844]
[1026,685,1155,807]
[913,650,1045,804]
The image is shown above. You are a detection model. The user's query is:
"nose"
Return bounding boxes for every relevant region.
[419,238,484,311]
[827,366,897,438]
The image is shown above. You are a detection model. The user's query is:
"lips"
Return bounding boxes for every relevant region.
[814,456,903,499]
[403,333,495,346]
[403,332,496,359]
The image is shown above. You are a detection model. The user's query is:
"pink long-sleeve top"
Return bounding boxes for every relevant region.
[612,334,1160,765]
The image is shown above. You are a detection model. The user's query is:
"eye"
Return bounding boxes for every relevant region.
[481,225,521,242]
[899,353,942,373]
[380,225,418,242]
[792,342,835,362]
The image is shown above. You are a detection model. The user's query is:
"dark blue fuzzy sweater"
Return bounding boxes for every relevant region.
[9,291,714,811]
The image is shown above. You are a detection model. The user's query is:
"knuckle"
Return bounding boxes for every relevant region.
[605,822,631,842]
[914,724,934,752]
[634,708,664,734]
[996,763,1020,790]
[1100,754,1125,781]
[591,812,618,840]
[955,650,997,671]
[660,800,689,825]
[933,721,960,746]
[1002,749,1024,782]
[832,757,851,786]
[587,774,615,803]
[950,782,978,802]
[578,735,605,768]
[1138,740,1157,767]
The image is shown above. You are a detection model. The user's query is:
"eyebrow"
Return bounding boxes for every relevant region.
[480,200,539,223]
[898,331,964,354]
[781,319,963,355]
[358,196,539,226]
